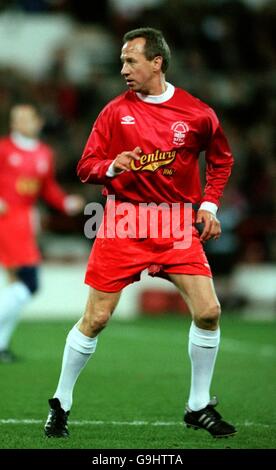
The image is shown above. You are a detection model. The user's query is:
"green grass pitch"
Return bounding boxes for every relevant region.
[0,314,275,450]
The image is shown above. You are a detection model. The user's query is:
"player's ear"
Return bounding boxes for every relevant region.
[153,56,163,71]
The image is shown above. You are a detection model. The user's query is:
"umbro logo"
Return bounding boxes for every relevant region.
[121,115,135,125]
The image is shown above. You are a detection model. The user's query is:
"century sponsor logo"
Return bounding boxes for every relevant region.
[130,148,176,172]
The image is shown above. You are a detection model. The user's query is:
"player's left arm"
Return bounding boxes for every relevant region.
[196,209,221,242]
[199,121,234,242]
[40,152,84,215]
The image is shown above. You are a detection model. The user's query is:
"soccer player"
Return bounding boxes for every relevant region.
[0,103,84,363]
[44,28,237,439]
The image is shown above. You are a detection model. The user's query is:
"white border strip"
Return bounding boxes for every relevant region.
[0,419,274,428]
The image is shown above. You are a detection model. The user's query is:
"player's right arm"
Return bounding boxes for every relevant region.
[106,147,141,174]
[77,106,114,185]
[77,105,140,184]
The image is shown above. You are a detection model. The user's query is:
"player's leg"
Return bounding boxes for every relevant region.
[45,287,121,437]
[169,274,236,437]
[53,287,121,410]
[170,274,220,409]
[0,266,38,362]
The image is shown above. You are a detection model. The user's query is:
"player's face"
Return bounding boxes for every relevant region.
[10,106,44,138]
[120,38,161,95]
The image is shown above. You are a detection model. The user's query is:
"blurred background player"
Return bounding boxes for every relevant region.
[0,103,84,363]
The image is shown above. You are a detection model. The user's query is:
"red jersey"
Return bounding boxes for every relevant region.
[77,84,234,207]
[0,136,66,211]
[0,135,67,267]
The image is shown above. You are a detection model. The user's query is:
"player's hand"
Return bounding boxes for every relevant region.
[196,209,221,242]
[113,146,142,173]
[64,195,85,216]
[0,198,8,215]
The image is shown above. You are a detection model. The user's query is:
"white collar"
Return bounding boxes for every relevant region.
[136,82,175,104]
[11,132,40,151]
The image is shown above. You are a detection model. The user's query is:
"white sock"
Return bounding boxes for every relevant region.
[188,321,220,411]
[54,324,98,412]
[0,282,31,350]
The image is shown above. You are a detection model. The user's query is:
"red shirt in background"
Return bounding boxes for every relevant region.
[0,136,67,266]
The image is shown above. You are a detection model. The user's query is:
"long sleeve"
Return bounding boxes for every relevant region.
[40,152,67,212]
[201,123,234,207]
[77,107,114,185]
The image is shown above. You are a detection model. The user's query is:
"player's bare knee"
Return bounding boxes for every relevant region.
[196,303,221,329]
[82,308,111,335]
[91,312,111,334]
